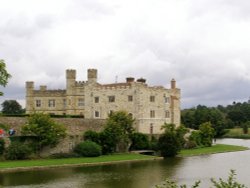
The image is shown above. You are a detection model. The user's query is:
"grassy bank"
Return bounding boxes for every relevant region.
[223,128,250,139]
[179,144,248,157]
[0,144,248,172]
[0,153,158,171]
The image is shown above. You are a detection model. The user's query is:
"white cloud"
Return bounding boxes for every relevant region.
[1,0,250,109]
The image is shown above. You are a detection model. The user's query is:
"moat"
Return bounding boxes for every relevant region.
[1,139,250,188]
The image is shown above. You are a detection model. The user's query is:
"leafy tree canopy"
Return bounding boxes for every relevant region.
[1,100,24,114]
[0,59,11,96]
[21,113,67,150]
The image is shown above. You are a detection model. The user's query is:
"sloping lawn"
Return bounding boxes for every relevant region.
[179,144,248,157]
[0,153,158,170]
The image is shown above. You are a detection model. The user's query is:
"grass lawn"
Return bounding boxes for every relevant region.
[0,153,158,171]
[179,144,248,157]
[223,128,250,139]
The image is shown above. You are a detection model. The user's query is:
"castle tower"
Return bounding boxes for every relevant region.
[87,69,97,84]
[66,69,76,93]
[26,81,34,113]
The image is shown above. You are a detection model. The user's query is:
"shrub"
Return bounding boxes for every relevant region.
[130,132,149,150]
[83,130,100,144]
[184,140,197,149]
[189,131,202,146]
[5,142,32,160]
[74,141,102,157]
[49,152,80,159]
[0,139,5,155]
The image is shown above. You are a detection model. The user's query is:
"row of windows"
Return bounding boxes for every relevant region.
[35,96,170,108]
[93,110,170,118]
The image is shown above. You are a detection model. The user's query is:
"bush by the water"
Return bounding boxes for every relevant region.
[74,141,102,157]
[130,132,150,150]
[5,142,32,160]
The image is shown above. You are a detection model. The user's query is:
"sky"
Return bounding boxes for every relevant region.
[1,0,250,109]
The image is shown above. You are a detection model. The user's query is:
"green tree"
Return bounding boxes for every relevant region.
[129,132,150,150]
[83,130,100,144]
[21,113,66,151]
[100,111,134,154]
[199,122,215,147]
[1,100,24,114]
[0,59,11,96]
[74,141,102,157]
[158,123,182,157]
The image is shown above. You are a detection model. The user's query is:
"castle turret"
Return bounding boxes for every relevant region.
[66,69,76,92]
[87,69,97,84]
[26,81,34,113]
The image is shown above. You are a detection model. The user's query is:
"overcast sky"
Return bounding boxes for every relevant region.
[1,0,250,109]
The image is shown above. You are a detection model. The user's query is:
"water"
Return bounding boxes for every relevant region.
[1,139,250,188]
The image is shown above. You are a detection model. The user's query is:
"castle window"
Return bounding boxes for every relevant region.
[78,98,84,106]
[150,123,153,134]
[165,97,170,103]
[150,96,155,102]
[36,100,41,107]
[95,96,99,103]
[108,96,115,102]
[150,110,155,118]
[128,95,133,102]
[165,110,170,118]
[63,99,67,108]
[95,111,100,118]
[48,99,55,107]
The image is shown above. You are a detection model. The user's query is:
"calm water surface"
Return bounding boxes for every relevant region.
[1,138,250,188]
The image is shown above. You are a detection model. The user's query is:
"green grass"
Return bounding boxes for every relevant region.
[0,153,158,170]
[223,128,250,139]
[179,144,248,157]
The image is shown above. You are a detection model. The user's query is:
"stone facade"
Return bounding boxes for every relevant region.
[26,68,181,134]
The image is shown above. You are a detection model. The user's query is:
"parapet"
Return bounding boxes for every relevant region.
[66,69,76,79]
[26,81,34,88]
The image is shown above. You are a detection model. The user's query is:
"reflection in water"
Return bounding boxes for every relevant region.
[1,139,250,188]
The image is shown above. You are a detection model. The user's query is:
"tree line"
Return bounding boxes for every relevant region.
[181,102,250,137]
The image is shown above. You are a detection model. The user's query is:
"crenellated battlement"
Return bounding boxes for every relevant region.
[66,69,76,79]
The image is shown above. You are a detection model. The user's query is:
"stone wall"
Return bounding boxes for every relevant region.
[0,117,106,156]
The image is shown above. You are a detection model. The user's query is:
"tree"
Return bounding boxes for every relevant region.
[129,132,150,150]
[21,113,67,151]
[0,59,11,96]
[199,122,215,147]
[158,123,182,157]
[100,111,134,154]
[1,100,24,114]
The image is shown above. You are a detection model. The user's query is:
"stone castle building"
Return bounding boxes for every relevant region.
[26,68,180,134]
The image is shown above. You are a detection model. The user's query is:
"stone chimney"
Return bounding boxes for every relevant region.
[171,79,176,89]
[126,77,135,83]
[137,78,146,83]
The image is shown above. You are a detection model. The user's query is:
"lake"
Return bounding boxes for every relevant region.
[1,138,250,188]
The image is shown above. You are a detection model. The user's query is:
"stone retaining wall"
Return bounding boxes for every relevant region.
[0,117,106,155]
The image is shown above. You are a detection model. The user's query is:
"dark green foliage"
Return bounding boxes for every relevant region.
[0,59,11,96]
[100,111,135,154]
[130,132,149,150]
[242,121,250,134]
[184,140,197,149]
[158,124,181,157]
[5,142,32,160]
[74,141,102,157]
[21,113,67,151]
[149,136,159,151]
[1,100,24,114]
[182,105,226,137]
[199,122,215,147]
[176,125,189,148]
[83,130,100,144]
[0,139,5,155]
[189,131,202,146]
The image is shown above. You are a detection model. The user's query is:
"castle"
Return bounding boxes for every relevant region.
[26,68,180,134]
